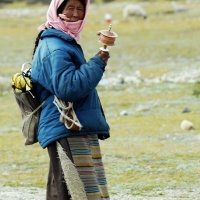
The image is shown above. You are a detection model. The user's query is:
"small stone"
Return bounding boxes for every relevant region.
[182,107,191,113]
[120,110,128,116]
[180,120,194,130]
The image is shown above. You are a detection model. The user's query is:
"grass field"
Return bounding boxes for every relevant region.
[0,0,200,198]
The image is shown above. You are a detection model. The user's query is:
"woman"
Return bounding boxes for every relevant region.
[31,0,110,199]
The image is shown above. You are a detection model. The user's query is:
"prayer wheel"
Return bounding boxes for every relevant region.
[98,24,118,52]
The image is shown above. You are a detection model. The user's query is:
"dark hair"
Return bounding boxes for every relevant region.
[57,0,68,15]
[57,0,86,15]
[32,30,44,59]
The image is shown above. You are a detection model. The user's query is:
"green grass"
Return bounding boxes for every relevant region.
[1,82,200,196]
[98,83,200,195]
[1,0,200,197]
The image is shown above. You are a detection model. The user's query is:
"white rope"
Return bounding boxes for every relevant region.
[56,142,88,200]
[53,96,82,130]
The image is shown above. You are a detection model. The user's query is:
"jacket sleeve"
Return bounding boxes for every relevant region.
[34,49,106,102]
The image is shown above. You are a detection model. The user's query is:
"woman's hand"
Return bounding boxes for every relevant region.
[96,51,110,64]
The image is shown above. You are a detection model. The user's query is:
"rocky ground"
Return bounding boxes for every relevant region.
[99,65,200,86]
[1,186,200,200]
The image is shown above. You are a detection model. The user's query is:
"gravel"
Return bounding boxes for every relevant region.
[1,187,200,200]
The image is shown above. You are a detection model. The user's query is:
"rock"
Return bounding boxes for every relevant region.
[120,110,128,116]
[182,107,191,113]
[180,120,194,131]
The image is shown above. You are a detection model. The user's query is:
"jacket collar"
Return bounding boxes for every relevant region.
[41,28,76,42]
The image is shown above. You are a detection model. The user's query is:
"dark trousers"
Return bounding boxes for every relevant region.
[46,138,73,200]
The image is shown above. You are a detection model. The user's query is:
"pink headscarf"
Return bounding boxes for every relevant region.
[39,0,89,41]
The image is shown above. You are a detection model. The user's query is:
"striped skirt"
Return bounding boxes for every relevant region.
[67,135,110,200]
[48,134,110,200]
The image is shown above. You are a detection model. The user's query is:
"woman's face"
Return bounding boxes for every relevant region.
[62,0,85,22]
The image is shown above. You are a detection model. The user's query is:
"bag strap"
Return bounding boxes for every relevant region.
[26,101,45,117]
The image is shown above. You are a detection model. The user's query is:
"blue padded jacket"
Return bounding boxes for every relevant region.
[31,28,110,148]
